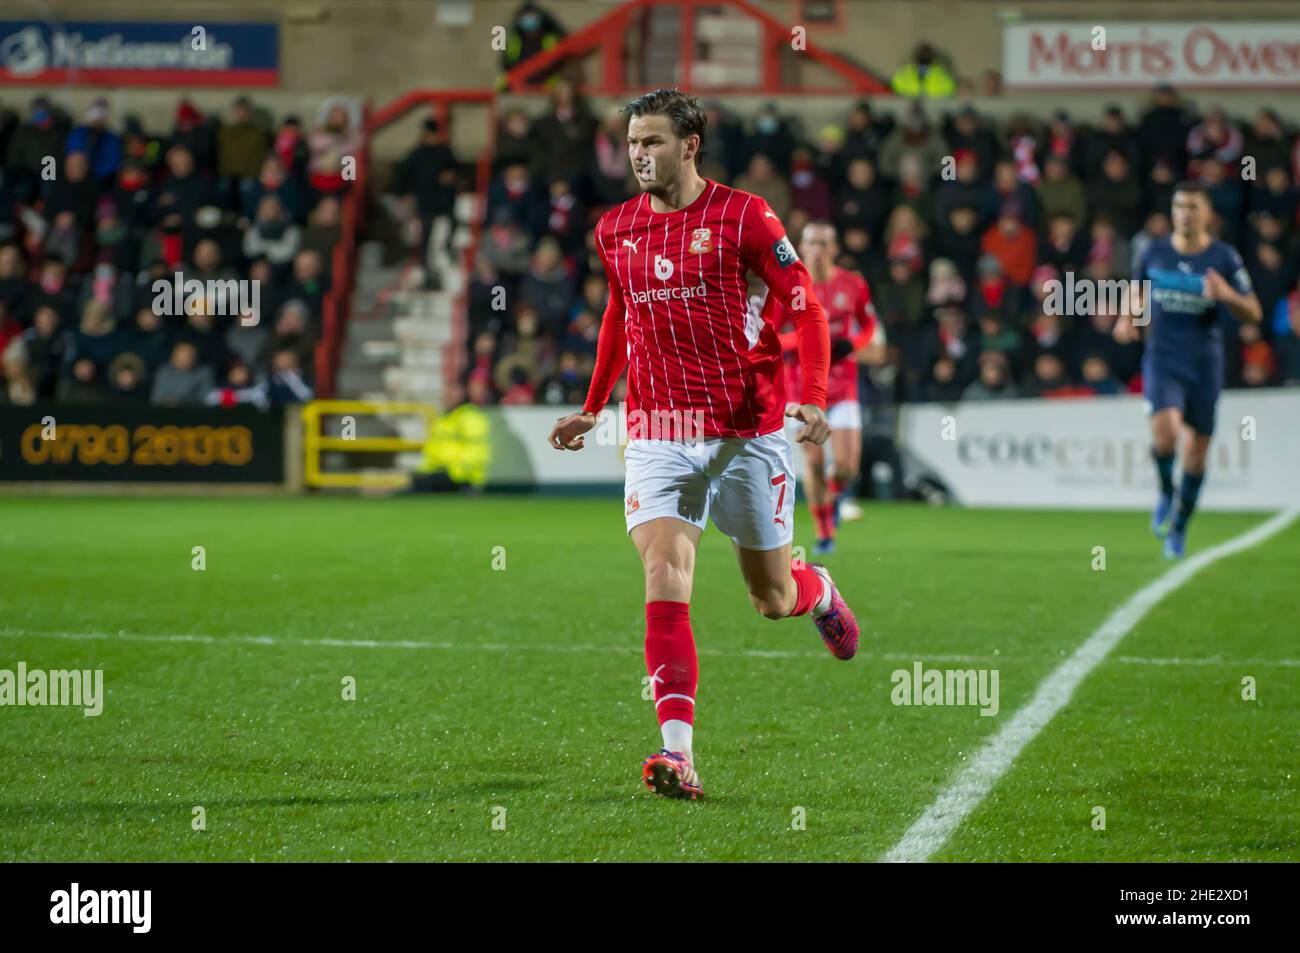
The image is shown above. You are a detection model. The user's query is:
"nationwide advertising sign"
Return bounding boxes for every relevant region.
[0,20,279,86]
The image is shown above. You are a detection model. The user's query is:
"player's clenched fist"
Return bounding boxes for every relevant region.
[549,411,596,450]
[785,403,830,445]
[1112,315,1141,344]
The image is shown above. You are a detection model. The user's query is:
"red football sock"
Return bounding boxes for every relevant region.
[827,477,844,498]
[645,601,697,726]
[814,503,836,540]
[789,565,824,617]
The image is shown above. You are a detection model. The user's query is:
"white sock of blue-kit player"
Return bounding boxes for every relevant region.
[661,719,693,759]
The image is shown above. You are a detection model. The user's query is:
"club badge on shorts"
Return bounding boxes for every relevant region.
[625,491,640,515]
[689,228,713,254]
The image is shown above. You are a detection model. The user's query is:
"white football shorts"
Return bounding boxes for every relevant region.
[826,399,862,430]
[623,429,796,551]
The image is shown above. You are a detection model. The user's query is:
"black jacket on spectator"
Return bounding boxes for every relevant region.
[530,107,596,179]
[520,269,575,338]
[21,326,67,398]
[934,181,997,232]
[1243,130,1291,179]
[1039,233,1089,275]
[1087,176,1143,237]
[5,116,69,201]
[933,226,983,282]
[394,142,457,216]
[26,283,78,326]
[44,175,100,224]
[833,182,891,242]
[740,122,797,177]
[155,171,223,223]
[1250,183,1298,229]
[0,275,27,320]
[111,182,156,231]
[705,111,747,180]
[1138,104,1189,176]
[944,122,998,183]
[1083,127,1140,180]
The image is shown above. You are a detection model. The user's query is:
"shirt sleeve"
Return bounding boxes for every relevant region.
[1226,245,1253,296]
[853,275,879,350]
[1133,245,1151,283]
[580,221,629,415]
[738,197,829,408]
[771,295,801,352]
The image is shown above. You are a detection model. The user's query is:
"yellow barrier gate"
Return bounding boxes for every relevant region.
[302,400,437,489]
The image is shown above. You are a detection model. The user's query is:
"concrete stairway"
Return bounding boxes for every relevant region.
[326,241,465,475]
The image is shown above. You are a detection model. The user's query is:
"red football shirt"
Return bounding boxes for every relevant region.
[581,181,829,439]
[773,266,877,405]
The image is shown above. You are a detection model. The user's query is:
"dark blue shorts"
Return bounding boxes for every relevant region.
[1144,367,1220,435]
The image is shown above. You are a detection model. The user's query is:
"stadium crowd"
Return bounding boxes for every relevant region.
[447,79,1300,409]
[0,93,356,407]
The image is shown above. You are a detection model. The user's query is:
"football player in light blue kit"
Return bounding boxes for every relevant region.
[1116,182,1261,558]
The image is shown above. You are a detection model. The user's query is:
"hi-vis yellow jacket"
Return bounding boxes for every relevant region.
[419,403,491,487]
[890,63,956,98]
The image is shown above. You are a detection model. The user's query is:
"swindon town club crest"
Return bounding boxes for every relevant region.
[688,227,713,254]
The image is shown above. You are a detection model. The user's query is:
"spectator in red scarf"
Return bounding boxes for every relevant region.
[171,100,216,174]
[306,102,363,201]
[541,176,585,254]
[1186,106,1243,179]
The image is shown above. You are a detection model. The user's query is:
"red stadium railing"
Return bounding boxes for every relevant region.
[317,0,888,399]
[315,92,497,399]
[503,0,889,95]
[315,103,370,399]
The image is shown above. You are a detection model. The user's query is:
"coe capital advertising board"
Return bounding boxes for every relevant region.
[0,404,285,484]
[899,391,1300,510]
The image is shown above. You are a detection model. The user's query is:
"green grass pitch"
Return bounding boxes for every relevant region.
[1,495,1296,861]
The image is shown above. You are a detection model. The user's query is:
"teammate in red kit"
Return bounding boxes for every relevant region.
[772,222,878,554]
[547,88,861,801]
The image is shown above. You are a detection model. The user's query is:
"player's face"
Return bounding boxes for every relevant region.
[1171,191,1209,237]
[627,114,694,194]
[800,225,837,270]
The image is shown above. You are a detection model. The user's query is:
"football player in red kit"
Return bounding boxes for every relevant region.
[548,89,861,800]
[773,222,877,554]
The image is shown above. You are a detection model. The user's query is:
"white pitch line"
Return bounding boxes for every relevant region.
[882,506,1300,864]
[1114,655,1300,668]
[0,628,997,663]
[0,629,1296,669]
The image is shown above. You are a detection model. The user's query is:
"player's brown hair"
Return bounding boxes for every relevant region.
[1172,181,1210,203]
[622,87,707,165]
